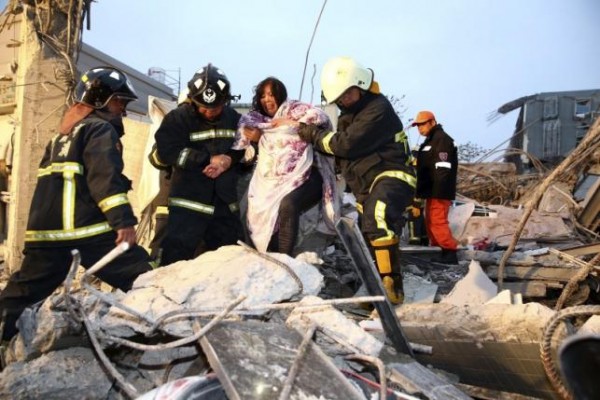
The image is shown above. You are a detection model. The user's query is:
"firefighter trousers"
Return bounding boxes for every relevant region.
[360,178,414,242]
[0,236,151,341]
[160,197,243,266]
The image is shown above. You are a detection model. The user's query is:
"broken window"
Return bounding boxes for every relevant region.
[542,119,561,158]
[576,127,588,146]
[574,98,591,120]
[543,96,558,120]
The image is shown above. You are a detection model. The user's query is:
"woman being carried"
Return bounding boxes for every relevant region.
[234,77,339,255]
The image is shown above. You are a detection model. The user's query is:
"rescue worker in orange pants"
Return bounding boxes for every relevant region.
[298,57,416,304]
[412,111,459,264]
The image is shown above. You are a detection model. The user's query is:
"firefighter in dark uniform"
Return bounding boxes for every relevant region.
[298,56,416,304]
[407,148,429,246]
[0,67,152,341]
[154,64,245,266]
[412,110,459,264]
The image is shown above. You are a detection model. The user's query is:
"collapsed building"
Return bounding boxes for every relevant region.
[0,2,600,400]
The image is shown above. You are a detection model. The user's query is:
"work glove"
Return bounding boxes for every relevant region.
[411,206,421,218]
[297,123,317,144]
[409,198,423,218]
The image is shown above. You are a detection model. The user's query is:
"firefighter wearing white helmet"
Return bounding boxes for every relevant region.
[320,56,374,104]
[298,56,416,304]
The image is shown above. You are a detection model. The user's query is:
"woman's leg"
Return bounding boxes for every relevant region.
[276,168,323,255]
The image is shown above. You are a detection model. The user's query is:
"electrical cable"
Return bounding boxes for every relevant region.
[299,0,328,101]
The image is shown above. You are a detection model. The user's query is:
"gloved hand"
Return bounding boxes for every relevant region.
[409,198,423,218]
[297,122,317,144]
[410,205,421,218]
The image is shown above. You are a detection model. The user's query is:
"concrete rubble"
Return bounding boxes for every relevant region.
[0,228,592,400]
[2,166,600,400]
[0,3,599,398]
[1,127,600,399]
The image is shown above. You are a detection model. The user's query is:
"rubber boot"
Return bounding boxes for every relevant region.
[371,237,404,305]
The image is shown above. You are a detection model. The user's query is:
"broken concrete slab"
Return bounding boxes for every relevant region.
[286,295,384,357]
[199,320,365,400]
[394,303,561,399]
[5,289,111,364]
[0,347,113,400]
[100,245,324,337]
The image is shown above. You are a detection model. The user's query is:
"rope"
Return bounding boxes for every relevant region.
[540,305,600,400]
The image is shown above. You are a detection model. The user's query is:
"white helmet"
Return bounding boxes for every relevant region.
[320,56,374,104]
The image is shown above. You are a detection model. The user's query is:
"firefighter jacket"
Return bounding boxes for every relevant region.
[25,113,137,248]
[154,102,243,214]
[416,124,458,200]
[299,92,415,203]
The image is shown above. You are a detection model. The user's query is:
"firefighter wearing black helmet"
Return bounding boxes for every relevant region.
[153,64,245,266]
[0,67,152,342]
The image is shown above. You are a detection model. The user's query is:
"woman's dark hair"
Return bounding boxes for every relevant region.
[252,77,288,116]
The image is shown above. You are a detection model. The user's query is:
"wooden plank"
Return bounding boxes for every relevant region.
[486,265,576,282]
[499,281,547,297]
[559,242,600,257]
[578,175,600,231]
[199,320,364,400]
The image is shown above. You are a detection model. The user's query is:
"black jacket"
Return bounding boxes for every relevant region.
[301,92,415,202]
[25,113,137,248]
[416,124,458,200]
[154,102,243,209]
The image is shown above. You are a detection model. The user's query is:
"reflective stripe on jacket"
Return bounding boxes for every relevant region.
[25,115,136,246]
[154,103,244,208]
[309,93,415,202]
[416,124,458,200]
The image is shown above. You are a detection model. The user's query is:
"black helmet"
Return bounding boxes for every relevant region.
[187,64,232,108]
[75,66,138,109]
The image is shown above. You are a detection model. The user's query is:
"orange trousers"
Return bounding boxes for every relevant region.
[425,198,458,250]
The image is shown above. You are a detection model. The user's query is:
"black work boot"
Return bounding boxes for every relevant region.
[433,249,458,265]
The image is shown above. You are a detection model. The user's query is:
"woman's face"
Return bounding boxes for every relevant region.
[260,83,279,117]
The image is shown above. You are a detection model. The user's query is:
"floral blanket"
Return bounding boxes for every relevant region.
[234,100,340,252]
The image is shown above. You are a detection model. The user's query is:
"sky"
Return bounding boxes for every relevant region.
[8,0,600,150]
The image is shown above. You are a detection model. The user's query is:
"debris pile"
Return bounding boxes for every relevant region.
[2,120,600,400]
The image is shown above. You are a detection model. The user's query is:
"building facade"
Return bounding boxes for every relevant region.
[503,89,600,170]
